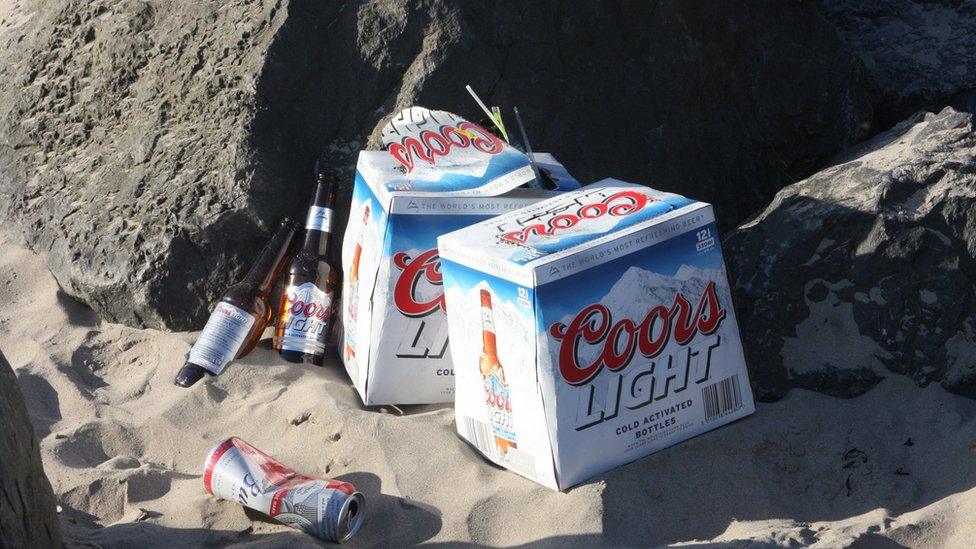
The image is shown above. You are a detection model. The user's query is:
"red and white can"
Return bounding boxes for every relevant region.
[203,437,364,543]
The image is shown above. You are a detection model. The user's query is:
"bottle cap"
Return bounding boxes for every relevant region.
[175,362,208,387]
[314,157,328,181]
[313,158,342,188]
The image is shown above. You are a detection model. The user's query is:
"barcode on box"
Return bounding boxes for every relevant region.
[702,375,743,421]
[460,416,538,479]
[460,416,494,457]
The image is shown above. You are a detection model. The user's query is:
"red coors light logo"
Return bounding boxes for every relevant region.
[387,122,505,173]
[549,281,727,385]
[393,248,445,317]
[499,190,651,246]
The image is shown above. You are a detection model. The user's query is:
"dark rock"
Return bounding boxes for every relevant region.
[357,0,873,229]
[0,0,871,330]
[0,1,298,330]
[726,107,976,401]
[0,350,62,547]
[821,0,976,128]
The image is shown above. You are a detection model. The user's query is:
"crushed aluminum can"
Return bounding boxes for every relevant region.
[203,437,364,543]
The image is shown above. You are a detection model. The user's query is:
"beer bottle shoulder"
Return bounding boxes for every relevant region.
[285,252,337,287]
[316,259,338,292]
[288,252,331,274]
[288,252,316,274]
[221,281,260,309]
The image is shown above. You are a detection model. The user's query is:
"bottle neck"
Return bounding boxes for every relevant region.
[482,329,498,364]
[348,206,370,279]
[245,220,298,297]
[349,245,363,280]
[480,291,499,363]
[302,175,338,257]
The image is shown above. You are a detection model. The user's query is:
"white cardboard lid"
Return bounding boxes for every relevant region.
[438,180,706,285]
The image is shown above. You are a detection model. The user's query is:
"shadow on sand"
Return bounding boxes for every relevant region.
[65,471,441,548]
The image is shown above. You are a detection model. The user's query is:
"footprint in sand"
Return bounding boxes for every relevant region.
[68,330,159,403]
[52,419,144,469]
[60,466,185,526]
[60,477,128,525]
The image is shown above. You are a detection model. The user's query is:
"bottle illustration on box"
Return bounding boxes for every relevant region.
[479,288,517,457]
[344,203,370,363]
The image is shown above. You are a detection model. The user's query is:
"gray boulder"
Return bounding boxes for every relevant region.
[0,350,61,547]
[822,0,976,127]
[0,1,300,330]
[0,0,870,330]
[726,107,976,401]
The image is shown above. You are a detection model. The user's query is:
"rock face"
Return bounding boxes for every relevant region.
[0,350,61,547]
[822,0,976,128]
[0,1,288,330]
[0,0,870,330]
[726,107,976,401]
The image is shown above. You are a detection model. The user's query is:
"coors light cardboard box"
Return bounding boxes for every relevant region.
[438,180,755,489]
[340,107,579,406]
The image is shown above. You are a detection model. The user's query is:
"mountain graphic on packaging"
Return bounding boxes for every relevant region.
[442,282,535,382]
[556,264,730,367]
[601,264,726,321]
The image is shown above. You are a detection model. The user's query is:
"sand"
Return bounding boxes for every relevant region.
[1,227,975,548]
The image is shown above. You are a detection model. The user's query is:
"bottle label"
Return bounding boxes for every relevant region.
[189,302,255,375]
[277,282,332,356]
[485,372,517,450]
[344,287,358,358]
[306,206,333,233]
[482,306,495,333]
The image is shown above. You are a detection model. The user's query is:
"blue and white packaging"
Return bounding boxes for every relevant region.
[438,180,755,489]
[340,106,579,406]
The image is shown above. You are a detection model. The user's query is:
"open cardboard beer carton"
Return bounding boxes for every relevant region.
[340,107,579,406]
[438,180,756,490]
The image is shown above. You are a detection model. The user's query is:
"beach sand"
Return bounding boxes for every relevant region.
[2,228,975,548]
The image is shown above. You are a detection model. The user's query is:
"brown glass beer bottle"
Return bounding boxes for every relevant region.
[274,160,339,365]
[174,219,299,387]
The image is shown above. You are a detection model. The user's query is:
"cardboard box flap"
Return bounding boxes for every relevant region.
[365,107,536,200]
[438,179,698,278]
